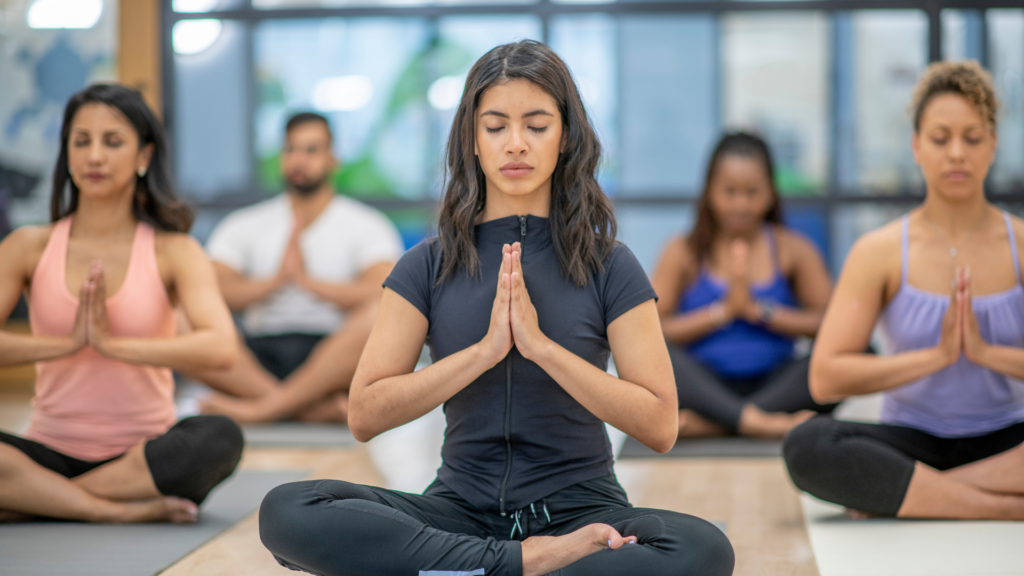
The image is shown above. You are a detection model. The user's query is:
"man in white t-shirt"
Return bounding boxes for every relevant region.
[191,112,404,423]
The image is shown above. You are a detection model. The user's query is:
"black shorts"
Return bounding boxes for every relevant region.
[246,333,326,380]
[0,415,244,505]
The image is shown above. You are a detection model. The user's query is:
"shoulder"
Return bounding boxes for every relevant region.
[842,218,902,276]
[659,234,695,268]
[397,236,441,265]
[2,224,54,254]
[0,224,54,272]
[773,225,824,263]
[214,196,286,232]
[155,231,207,265]
[1004,210,1024,250]
[331,196,396,227]
[600,242,649,280]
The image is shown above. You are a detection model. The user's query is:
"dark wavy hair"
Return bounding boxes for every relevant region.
[437,40,616,287]
[51,84,193,232]
[687,132,783,264]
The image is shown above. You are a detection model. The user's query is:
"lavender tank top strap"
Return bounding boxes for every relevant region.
[1003,211,1022,285]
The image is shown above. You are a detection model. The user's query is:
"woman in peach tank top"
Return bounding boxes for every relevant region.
[0,85,243,524]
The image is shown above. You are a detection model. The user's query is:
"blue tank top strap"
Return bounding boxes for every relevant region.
[1002,211,1022,285]
[900,215,910,285]
[764,225,782,275]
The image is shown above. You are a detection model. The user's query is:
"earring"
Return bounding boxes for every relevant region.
[137,167,147,178]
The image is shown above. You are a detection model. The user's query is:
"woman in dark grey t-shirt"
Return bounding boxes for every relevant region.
[258,40,734,576]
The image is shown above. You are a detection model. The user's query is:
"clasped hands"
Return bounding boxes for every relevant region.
[479,242,549,364]
[715,239,762,324]
[69,261,116,356]
[938,267,988,367]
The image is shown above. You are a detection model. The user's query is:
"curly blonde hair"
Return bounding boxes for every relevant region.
[910,60,999,133]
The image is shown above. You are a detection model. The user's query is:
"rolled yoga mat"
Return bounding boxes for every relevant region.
[618,436,782,459]
[0,469,307,576]
[242,422,358,449]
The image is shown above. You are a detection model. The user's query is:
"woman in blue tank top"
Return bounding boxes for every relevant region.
[784,61,1024,520]
[652,132,836,439]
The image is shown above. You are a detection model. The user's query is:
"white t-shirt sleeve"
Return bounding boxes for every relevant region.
[205,213,249,273]
[353,211,405,273]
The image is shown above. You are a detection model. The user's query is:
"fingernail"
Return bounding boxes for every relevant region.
[607,539,612,548]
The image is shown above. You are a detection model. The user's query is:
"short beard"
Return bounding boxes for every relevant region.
[288,175,328,197]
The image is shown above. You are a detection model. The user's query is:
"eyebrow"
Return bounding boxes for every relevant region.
[480,109,554,119]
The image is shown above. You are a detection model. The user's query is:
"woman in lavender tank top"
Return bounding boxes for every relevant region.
[784,61,1024,520]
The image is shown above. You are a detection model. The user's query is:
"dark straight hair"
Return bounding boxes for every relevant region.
[437,40,616,287]
[687,132,784,264]
[51,84,194,233]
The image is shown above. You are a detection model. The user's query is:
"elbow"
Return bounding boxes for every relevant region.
[808,358,842,404]
[206,337,238,372]
[648,430,677,454]
[345,392,376,443]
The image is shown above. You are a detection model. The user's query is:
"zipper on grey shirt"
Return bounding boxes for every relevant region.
[499,216,528,516]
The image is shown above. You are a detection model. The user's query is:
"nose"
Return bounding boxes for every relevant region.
[948,137,966,161]
[506,125,528,156]
[87,140,104,165]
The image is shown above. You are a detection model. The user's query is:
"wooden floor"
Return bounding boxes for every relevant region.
[0,393,818,576]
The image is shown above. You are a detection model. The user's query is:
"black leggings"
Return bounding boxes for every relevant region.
[260,475,734,576]
[670,347,836,431]
[247,333,325,380]
[783,416,1024,516]
[0,415,244,505]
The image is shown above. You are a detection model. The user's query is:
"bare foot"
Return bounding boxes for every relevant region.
[521,523,636,576]
[200,392,274,424]
[0,509,33,523]
[112,497,199,524]
[296,394,348,423]
[678,410,729,438]
[737,406,815,439]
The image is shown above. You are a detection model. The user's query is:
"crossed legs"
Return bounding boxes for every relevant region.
[193,302,378,424]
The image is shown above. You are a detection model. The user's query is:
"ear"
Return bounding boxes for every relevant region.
[137,143,155,172]
[910,131,921,166]
[559,127,568,155]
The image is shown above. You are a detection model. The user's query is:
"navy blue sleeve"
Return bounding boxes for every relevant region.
[382,239,437,319]
[601,244,658,326]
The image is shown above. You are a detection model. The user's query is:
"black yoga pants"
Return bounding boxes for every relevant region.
[784,415,1024,517]
[247,333,326,381]
[0,415,244,505]
[669,346,836,431]
[260,475,735,576]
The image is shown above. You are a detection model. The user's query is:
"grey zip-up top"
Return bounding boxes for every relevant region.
[383,214,656,515]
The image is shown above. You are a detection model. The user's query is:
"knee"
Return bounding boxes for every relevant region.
[189,415,245,473]
[642,512,734,576]
[147,415,244,504]
[259,479,372,561]
[783,415,836,494]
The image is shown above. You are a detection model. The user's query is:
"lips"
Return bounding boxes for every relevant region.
[944,171,970,181]
[84,172,106,181]
[500,162,533,178]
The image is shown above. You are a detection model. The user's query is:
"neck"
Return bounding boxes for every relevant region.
[478,183,551,224]
[716,225,761,245]
[72,192,137,239]
[288,184,334,227]
[920,189,992,241]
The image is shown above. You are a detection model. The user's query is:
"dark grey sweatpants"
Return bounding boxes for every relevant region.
[259,474,734,576]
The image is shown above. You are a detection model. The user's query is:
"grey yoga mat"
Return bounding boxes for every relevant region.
[618,436,782,459]
[242,422,358,449]
[0,469,307,576]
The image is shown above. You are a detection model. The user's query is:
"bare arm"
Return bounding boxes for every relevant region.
[92,235,237,372]
[757,231,833,338]
[298,262,393,311]
[809,230,957,403]
[348,251,515,442]
[651,237,724,345]
[510,247,677,453]
[213,262,283,311]
[0,227,89,366]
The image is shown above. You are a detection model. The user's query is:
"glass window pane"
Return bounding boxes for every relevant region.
[254,18,431,199]
[836,11,928,194]
[550,15,617,194]
[989,9,1024,190]
[174,19,251,200]
[616,205,693,274]
[619,15,718,197]
[941,9,984,62]
[173,0,244,12]
[722,12,830,196]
